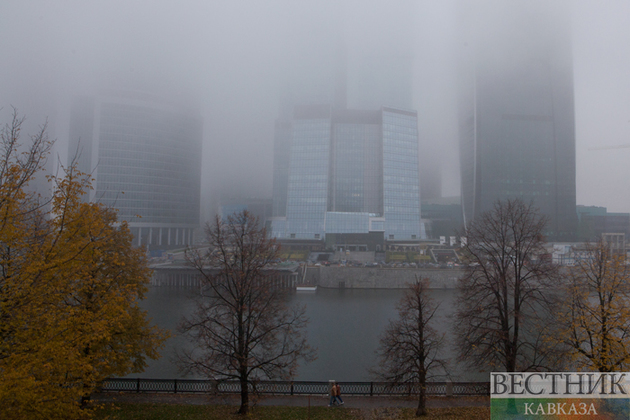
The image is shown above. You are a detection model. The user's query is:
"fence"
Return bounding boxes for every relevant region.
[99,378,489,397]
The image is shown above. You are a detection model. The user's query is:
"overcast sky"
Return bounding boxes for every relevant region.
[1,0,629,215]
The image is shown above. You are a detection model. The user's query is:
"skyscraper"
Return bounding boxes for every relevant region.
[458,1,577,240]
[68,91,203,249]
[271,105,424,248]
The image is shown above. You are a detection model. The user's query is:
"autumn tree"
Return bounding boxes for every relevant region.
[0,110,167,420]
[181,211,315,415]
[455,199,561,372]
[48,169,168,406]
[556,239,630,371]
[373,277,446,417]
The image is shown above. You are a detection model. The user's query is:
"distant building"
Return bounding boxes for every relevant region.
[602,233,626,257]
[270,104,424,250]
[68,91,202,249]
[219,204,248,222]
[576,205,630,242]
[421,196,463,239]
[458,1,577,240]
[219,198,273,224]
[271,119,293,218]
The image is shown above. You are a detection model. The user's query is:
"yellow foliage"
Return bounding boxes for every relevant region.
[555,241,630,372]
[0,114,167,419]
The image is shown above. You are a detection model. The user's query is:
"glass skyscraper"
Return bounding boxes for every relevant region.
[271,105,423,244]
[383,109,422,240]
[68,91,202,249]
[458,1,577,240]
[284,106,331,239]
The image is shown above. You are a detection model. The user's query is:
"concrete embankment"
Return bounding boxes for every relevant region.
[150,263,465,289]
[306,267,465,289]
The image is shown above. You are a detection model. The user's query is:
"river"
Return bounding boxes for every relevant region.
[134,286,485,382]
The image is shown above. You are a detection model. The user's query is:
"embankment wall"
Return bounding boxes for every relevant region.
[306,267,465,289]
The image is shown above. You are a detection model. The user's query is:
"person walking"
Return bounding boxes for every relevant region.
[328,381,338,406]
[334,382,344,405]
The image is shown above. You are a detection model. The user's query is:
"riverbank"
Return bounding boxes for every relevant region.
[150,263,465,289]
[307,267,464,289]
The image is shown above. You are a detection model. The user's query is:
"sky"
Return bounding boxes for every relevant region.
[1,0,629,216]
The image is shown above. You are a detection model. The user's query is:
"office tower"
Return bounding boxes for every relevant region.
[346,51,441,201]
[272,46,347,219]
[271,119,293,218]
[270,105,424,248]
[68,91,203,249]
[219,198,273,224]
[458,1,577,240]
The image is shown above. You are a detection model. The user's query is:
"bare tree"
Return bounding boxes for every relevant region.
[0,107,51,215]
[373,277,446,417]
[180,211,315,415]
[455,199,561,372]
[557,239,630,372]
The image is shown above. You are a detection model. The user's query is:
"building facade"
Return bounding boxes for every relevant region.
[68,91,202,249]
[576,205,630,242]
[271,105,424,248]
[458,1,577,240]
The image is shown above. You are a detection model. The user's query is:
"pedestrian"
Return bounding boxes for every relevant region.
[328,381,338,406]
[335,382,344,405]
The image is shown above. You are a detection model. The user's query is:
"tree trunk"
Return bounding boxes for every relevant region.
[80,345,92,408]
[238,376,249,415]
[415,383,427,416]
[80,392,91,409]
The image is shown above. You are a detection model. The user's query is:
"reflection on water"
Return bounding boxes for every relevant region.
[134,286,483,382]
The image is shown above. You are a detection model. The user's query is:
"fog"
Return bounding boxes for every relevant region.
[1,0,629,218]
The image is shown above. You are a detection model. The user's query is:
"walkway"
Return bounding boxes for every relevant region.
[93,392,489,409]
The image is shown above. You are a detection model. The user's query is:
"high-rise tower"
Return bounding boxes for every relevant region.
[68,91,203,249]
[458,1,577,240]
[271,105,424,247]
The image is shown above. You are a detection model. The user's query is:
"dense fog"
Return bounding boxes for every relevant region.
[1,0,629,218]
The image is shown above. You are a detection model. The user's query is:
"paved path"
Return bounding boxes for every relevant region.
[93,392,489,410]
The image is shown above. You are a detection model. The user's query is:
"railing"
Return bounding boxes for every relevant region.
[99,378,489,397]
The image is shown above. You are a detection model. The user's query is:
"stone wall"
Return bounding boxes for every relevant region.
[152,265,299,288]
[151,264,465,289]
[311,267,465,289]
